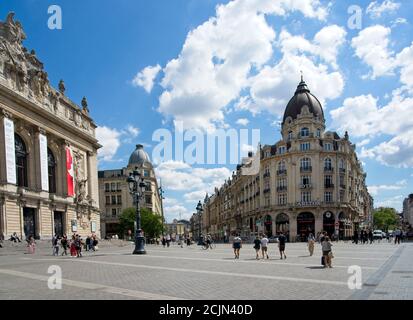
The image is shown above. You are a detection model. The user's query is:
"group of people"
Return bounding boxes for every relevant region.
[233,232,334,268]
[234,232,288,260]
[52,234,98,258]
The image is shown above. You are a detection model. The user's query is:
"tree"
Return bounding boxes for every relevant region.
[373,207,399,231]
[119,207,164,239]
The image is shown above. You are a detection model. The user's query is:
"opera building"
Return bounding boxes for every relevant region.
[202,77,373,242]
[0,13,101,240]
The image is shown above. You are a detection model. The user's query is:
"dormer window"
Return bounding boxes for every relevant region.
[300,127,309,137]
[324,143,333,151]
[278,146,286,154]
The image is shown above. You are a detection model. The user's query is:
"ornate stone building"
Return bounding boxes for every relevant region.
[98,144,163,237]
[0,13,101,239]
[202,78,373,242]
[402,194,413,230]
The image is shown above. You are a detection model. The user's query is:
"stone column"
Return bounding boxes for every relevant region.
[0,198,5,238]
[289,212,297,242]
[315,210,323,235]
[60,140,70,197]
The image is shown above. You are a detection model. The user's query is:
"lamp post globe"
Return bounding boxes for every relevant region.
[196,200,203,245]
[127,169,146,255]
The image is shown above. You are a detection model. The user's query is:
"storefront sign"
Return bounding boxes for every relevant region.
[4,118,16,184]
[296,201,321,207]
[66,147,74,197]
[71,219,77,232]
[39,133,49,191]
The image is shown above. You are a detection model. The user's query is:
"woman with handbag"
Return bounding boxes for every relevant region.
[308,233,315,256]
[321,236,333,268]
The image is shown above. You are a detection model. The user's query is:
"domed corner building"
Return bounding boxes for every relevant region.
[98,144,164,238]
[202,78,374,242]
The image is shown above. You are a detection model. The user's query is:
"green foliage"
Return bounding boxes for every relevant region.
[119,207,164,239]
[373,207,399,231]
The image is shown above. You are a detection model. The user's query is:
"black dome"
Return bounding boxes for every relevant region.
[282,79,324,124]
[128,144,150,166]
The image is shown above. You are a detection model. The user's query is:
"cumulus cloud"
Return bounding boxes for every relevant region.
[331,93,413,167]
[366,1,401,19]
[368,180,407,196]
[96,126,122,161]
[137,0,330,130]
[132,64,162,93]
[236,118,250,126]
[163,204,193,222]
[351,25,395,79]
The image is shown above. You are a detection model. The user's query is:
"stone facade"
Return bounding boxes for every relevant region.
[402,194,413,229]
[98,145,163,238]
[0,13,101,240]
[202,79,373,242]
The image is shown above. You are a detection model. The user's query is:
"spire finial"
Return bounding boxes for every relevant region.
[300,70,304,82]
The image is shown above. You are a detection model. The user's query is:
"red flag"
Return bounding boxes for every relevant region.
[66,147,74,197]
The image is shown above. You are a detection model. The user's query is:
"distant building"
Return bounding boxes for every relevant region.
[165,219,190,238]
[202,78,373,242]
[98,145,163,238]
[0,13,101,240]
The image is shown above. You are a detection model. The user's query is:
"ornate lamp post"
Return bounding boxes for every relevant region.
[196,200,203,245]
[127,168,147,255]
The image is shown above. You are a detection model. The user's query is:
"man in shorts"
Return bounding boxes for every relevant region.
[278,232,287,260]
[261,234,269,259]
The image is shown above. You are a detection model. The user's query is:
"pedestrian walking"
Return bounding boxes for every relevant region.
[85,236,91,251]
[69,235,77,257]
[232,234,242,259]
[253,236,261,260]
[394,229,402,244]
[162,236,166,248]
[321,236,333,268]
[52,235,60,256]
[277,232,287,260]
[261,235,269,259]
[166,234,171,247]
[368,230,374,244]
[27,235,35,254]
[308,233,315,256]
[61,235,68,256]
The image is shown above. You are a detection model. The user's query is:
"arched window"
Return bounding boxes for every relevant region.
[300,127,309,137]
[324,158,332,170]
[47,148,56,194]
[300,157,311,169]
[288,131,293,140]
[15,134,28,187]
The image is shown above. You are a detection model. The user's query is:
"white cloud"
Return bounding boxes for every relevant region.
[96,126,122,161]
[155,160,232,193]
[368,180,407,196]
[184,190,207,203]
[351,25,395,79]
[143,0,330,130]
[391,17,408,27]
[241,144,255,153]
[163,204,192,222]
[366,1,401,19]
[126,125,140,137]
[357,139,371,147]
[236,118,249,126]
[132,64,161,93]
[375,195,404,210]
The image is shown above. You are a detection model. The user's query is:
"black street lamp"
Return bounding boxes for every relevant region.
[127,168,147,255]
[196,200,203,245]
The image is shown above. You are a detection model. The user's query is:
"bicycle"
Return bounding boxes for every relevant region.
[201,241,216,250]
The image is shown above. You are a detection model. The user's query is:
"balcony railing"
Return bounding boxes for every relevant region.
[277,169,287,176]
[324,183,334,189]
[277,186,287,192]
[300,184,312,189]
[263,188,271,194]
[263,172,270,178]
[339,168,346,174]
[324,167,334,173]
[300,166,312,172]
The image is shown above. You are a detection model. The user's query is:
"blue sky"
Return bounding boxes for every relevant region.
[2,0,413,222]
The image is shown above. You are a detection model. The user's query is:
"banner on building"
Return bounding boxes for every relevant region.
[66,146,74,197]
[4,117,16,184]
[39,133,49,191]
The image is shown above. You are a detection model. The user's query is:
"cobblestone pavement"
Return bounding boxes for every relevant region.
[0,241,411,300]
